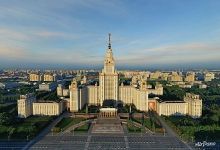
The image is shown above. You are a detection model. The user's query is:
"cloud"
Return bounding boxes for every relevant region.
[0,45,29,59]
[116,42,220,65]
[31,30,80,39]
[65,0,127,16]
[34,31,68,38]
[0,44,102,65]
[148,43,220,53]
[0,27,80,42]
[0,28,29,41]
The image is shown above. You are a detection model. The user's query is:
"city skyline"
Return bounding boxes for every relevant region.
[0,0,220,69]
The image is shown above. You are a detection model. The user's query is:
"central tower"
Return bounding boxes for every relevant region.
[99,34,119,105]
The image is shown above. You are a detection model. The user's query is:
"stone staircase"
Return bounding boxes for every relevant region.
[91,117,124,134]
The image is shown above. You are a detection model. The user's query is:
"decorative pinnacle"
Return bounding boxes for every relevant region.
[108,33,111,49]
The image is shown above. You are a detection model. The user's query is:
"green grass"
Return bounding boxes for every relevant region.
[163,116,220,141]
[74,123,90,132]
[54,117,86,131]
[131,117,163,132]
[0,116,55,140]
[127,121,142,133]
[0,103,17,113]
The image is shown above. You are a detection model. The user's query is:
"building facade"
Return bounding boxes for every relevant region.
[37,82,57,92]
[44,73,57,82]
[68,35,202,118]
[184,93,202,118]
[17,93,36,118]
[184,72,195,82]
[150,93,202,118]
[17,94,64,118]
[204,72,215,81]
[168,72,183,82]
[57,84,70,97]
[33,101,63,116]
[18,35,202,118]
[69,34,161,112]
[29,73,42,82]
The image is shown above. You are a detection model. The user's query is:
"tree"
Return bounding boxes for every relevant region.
[160,86,185,100]
[7,127,15,140]
[152,122,156,132]
[0,112,13,125]
[210,114,219,125]
[27,125,37,139]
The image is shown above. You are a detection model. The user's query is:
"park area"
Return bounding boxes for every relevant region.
[52,117,87,132]
[0,114,55,140]
[163,115,220,142]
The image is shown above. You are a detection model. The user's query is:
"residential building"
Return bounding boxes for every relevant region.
[29,73,42,82]
[44,73,57,82]
[204,72,215,81]
[168,72,183,82]
[184,72,195,82]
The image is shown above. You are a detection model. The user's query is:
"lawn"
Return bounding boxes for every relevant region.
[0,116,55,140]
[127,121,142,133]
[74,123,90,132]
[163,115,220,141]
[53,117,86,132]
[0,103,17,113]
[131,117,163,133]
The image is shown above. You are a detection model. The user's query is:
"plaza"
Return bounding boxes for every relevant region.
[28,111,191,150]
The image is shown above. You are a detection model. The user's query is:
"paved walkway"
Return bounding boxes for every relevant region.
[30,132,190,149]
[27,113,192,149]
[91,117,124,134]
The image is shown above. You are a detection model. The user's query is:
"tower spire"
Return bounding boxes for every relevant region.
[108,33,111,49]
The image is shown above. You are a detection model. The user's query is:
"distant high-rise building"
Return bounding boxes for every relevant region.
[57,84,70,97]
[204,72,215,81]
[184,72,195,82]
[168,72,183,82]
[69,34,161,112]
[44,73,57,82]
[29,73,42,82]
[150,71,161,80]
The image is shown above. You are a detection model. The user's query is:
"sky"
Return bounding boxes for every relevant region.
[0,0,220,70]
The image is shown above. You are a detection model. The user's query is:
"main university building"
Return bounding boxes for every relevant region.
[69,35,158,112]
[18,35,202,118]
[68,35,202,117]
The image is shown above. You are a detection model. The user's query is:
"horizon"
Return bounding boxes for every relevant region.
[0,0,220,69]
